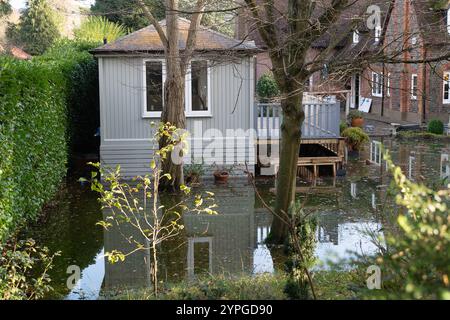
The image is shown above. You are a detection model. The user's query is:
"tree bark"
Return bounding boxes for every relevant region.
[271,91,304,244]
[159,0,186,190]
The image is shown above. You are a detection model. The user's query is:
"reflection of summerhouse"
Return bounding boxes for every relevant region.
[183,183,256,277]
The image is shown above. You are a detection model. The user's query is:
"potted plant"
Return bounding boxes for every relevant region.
[213,164,234,183]
[341,127,369,151]
[348,110,364,127]
[184,163,204,186]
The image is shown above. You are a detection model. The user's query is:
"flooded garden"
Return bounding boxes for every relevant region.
[19,137,450,299]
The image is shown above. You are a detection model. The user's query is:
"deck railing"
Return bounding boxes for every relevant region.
[255,102,340,138]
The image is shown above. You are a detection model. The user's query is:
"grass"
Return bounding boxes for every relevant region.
[110,273,288,300]
[313,270,366,300]
[108,270,364,300]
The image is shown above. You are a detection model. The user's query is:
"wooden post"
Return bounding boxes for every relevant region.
[345,91,350,116]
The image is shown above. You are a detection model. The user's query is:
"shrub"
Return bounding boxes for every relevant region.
[339,121,348,135]
[0,239,59,299]
[341,127,369,150]
[427,119,444,135]
[0,40,98,241]
[74,16,128,43]
[256,73,280,101]
[347,109,364,121]
[356,153,450,300]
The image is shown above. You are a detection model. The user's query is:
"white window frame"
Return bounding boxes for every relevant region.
[371,72,383,97]
[386,72,390,96]
[447,8,450,34]
[185,60,212,117]
[370,140,382,166]
[443,71,450,104]
[353,30,359,44]
[187,237,213,278]
[411,74,418,100]
[142,59,166,118]
[374,25,382,42]
[142,58,212,118]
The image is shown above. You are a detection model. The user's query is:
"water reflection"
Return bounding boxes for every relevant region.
[19,139,450,299]
[66,249,104,300]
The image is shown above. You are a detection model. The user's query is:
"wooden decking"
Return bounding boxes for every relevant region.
[256,137,346,178]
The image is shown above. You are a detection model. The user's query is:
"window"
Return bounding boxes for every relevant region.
[386,73,391,96]
[143,59,211,117]
[408,154,416,180]
[370,140,382,165]
[187,60,210,116]
[353,30,359,44]
[144,60,164,117]
[441,154,450,179]
[374,25,382,42]
[187,237,212,278]
[371,72,383,97]
[443,72,450,104]
[411,74,418,100]
[447,8,450,34]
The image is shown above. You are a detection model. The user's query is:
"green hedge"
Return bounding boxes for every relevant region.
[0,41,98,241]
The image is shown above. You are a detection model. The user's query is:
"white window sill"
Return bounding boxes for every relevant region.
[142,112,212,119]
[372,93,382,98]
[411,97,417,100]
[185,112,212,118]
[443,100,450,104]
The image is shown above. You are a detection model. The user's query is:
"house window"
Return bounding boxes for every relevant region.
[353,30,359,44]
[443,72,450,104]
[370,140,382,165]
[386,73,390,96]
[189,60,209,114]
[187,237,212,278]
[411,74,418,100]
[441,154,450,179]
[374,25,382,42]
[143,59,211,117]
[371,72,383,97]
[144,60,164,116]
[447,8,450,34]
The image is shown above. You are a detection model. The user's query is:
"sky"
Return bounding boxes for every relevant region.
[10,0,95,9]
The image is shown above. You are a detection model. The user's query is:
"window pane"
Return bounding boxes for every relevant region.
[444,73,449,100]
[444,81,449,100]
[412,75,418,97]
[191,61,208,111]
[146,61,163,112]
[193,241,210,275]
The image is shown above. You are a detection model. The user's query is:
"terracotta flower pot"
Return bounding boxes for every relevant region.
[214,171,229,183]
[351,117,364,127]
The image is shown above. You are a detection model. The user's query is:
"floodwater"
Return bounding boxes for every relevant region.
[20,138,450,299]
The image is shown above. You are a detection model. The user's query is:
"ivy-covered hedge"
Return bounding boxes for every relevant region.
[0,40,98,241]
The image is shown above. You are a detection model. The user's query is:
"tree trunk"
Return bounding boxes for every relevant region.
[159,0,186,190]
[159,72,186,189]
[270,93,304,244]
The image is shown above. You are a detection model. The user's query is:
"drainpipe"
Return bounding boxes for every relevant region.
[381,62,385,117]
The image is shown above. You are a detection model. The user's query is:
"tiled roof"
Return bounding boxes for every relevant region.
[0,44,32,60]
[92,18,258,54]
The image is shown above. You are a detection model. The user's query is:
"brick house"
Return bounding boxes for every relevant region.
[236,0,450,124]
[355,0,450,123]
